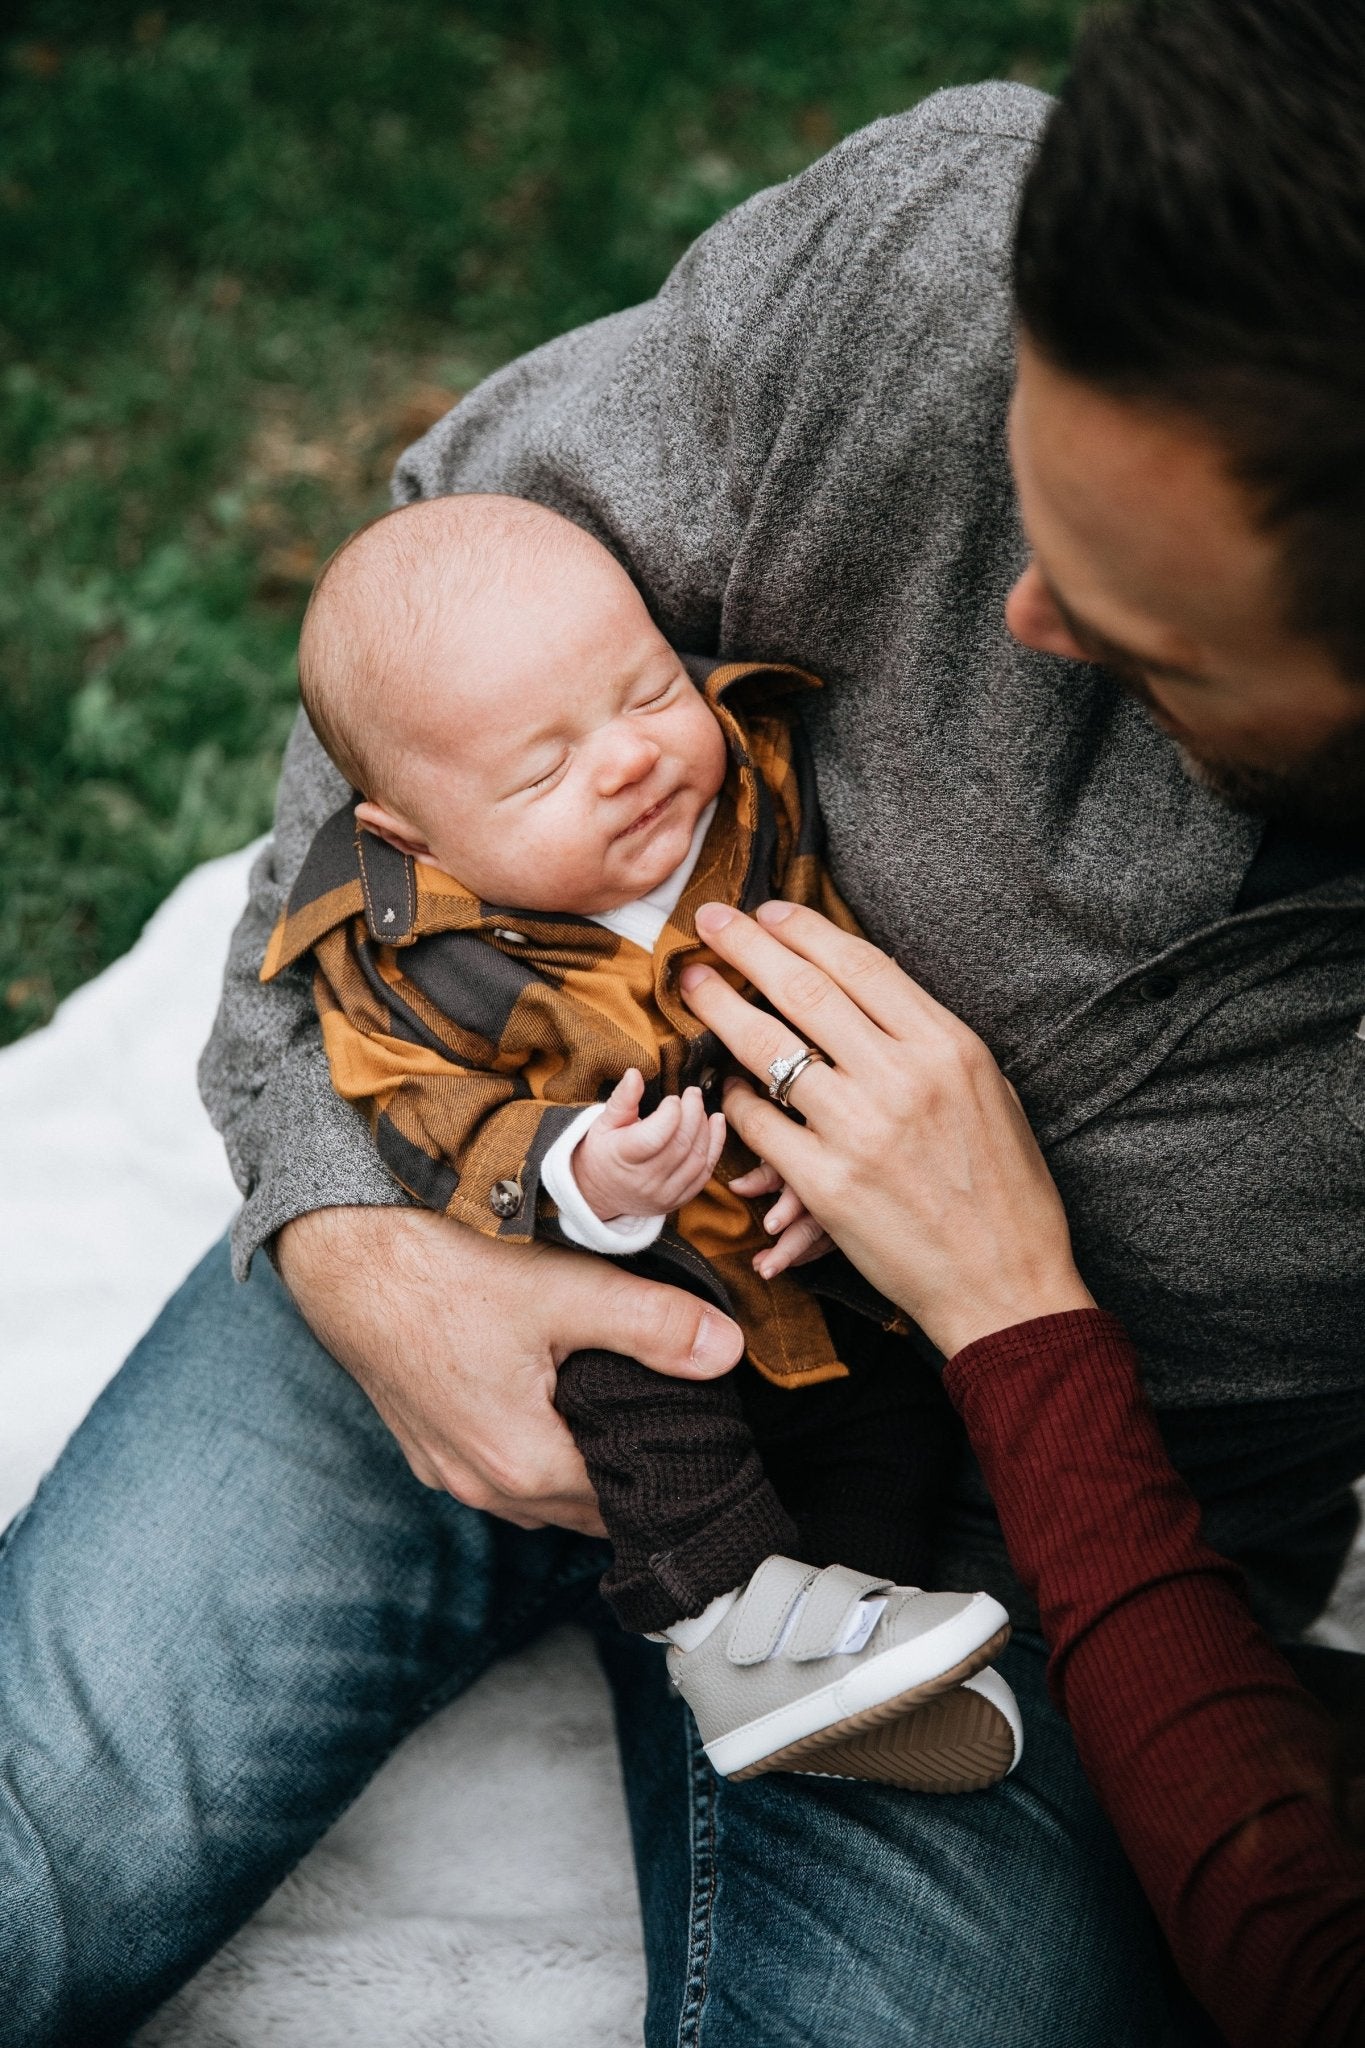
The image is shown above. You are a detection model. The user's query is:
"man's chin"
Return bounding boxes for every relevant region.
[1176,740,1365,855]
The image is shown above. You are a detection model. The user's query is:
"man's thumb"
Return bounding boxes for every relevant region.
[560,1266,743,1380]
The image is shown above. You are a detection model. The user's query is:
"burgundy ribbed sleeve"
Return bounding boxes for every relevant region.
[943,1308,1365,2048]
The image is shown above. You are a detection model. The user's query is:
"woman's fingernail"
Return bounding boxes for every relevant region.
[694,902,734,932]
[764,1207,780,1232]
[679,964,711,992]
[756,900,795,925]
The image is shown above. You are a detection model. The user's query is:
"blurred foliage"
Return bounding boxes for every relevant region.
[0,0,1082,1042]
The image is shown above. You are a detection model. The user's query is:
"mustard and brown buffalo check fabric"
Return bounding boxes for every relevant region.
[263,659,863,1386]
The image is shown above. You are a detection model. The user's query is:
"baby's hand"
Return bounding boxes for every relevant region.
[729,1160,834,1280]
[573,1070,727,1223]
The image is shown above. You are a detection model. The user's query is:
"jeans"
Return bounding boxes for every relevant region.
[0,1242,1211,2046]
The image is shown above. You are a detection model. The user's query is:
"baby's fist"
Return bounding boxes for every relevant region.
[574,1071,726,1223]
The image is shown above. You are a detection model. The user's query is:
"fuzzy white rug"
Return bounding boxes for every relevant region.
[0,846,646,2047]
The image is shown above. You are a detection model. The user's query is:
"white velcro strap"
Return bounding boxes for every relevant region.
[726,1557,821,1666]
[787,1565,895,1663]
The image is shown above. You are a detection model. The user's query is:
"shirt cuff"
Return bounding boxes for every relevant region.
[539,1103,667,1256]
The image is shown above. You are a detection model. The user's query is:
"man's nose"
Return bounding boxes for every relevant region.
[598,727,661,796]
[1004,561,1087,660]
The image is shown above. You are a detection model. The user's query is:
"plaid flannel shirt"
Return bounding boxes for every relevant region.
[263,658,874,1387]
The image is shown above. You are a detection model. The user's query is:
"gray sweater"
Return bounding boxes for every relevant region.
[201,83,1365,1630]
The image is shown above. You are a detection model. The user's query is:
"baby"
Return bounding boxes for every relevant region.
[264,493,1022,1789]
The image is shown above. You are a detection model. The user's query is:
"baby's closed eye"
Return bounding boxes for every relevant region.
[512,753,570,798]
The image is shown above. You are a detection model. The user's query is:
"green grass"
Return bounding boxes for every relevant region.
[0,0,1082,1043]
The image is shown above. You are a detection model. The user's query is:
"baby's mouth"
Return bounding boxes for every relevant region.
[617,789,677,839]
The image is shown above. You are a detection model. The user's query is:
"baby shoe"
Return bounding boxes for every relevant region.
[790,1664,1023,1793]
[662,1555,1010,1782]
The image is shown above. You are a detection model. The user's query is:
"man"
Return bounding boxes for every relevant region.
[4,2,1362,2040]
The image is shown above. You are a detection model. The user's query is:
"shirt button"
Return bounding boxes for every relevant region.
[492,927,528,946]
[1138,972,1180,1001]
[700,1066,718,1092]
[488,1178,524,1218]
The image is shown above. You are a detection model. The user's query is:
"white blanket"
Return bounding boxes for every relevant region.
[0,847,646,2046]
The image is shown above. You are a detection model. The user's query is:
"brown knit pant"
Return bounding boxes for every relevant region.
[554,1302,962,1634]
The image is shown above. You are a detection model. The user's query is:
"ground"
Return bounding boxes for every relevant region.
[0,0,1081,1044]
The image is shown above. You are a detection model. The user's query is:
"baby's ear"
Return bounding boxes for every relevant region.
[354,799,433,862]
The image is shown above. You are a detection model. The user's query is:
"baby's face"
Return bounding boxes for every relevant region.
[394,550,729,915]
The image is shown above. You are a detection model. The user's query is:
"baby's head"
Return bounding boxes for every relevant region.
[298,495,727,914]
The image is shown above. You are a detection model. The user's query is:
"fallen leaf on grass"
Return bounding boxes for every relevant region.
[6,975,55,1013]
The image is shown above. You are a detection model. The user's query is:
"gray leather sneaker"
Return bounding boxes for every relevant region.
[665,1556,1010,1781]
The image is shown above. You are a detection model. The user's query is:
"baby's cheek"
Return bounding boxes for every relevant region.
[690,705,729,791]
[528,821,600,904]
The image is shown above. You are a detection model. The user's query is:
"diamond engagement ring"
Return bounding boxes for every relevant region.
[767,1045,830,1107]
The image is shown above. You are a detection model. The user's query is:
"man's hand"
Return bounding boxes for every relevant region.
[276,1204,743,1532]
[572,1069,726,1222]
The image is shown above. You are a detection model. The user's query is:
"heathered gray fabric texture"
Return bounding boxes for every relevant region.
[200,83,1365,1629]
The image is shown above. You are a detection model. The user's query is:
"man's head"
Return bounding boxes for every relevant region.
[298,495,727,914]
[1008,0,1365,844]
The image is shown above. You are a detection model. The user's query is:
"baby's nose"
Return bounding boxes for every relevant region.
[599,729,660,793]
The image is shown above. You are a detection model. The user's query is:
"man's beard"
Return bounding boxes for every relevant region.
[1177,730,1365,851]
[1118,672,1365,853]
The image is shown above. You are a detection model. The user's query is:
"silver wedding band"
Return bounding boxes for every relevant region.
[767,1045,830,1108]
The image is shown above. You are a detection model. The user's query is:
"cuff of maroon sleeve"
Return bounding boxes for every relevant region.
[942,1307,1138,1407]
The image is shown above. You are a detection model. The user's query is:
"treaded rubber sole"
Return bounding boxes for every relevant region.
[728,1623,1011,1782]
[790,1676,1019,1793]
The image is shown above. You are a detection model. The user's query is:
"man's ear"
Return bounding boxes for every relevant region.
[354,799,433,862]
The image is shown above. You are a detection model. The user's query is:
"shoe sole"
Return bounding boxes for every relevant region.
[719,1619,1011,1781]
[787,1673,1020,1793]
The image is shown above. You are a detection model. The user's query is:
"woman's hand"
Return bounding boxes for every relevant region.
[679,900,1095,1358]
[727,1161,834,1278]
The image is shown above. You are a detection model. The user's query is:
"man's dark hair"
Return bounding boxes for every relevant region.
[1015,0,1365,681]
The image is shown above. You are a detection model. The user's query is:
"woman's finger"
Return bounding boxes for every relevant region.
[720,1077,818,1187]
[751,900,959,1042]
[688,904,888,1067]
[763,1185,805,1235]
[789,1227,834,1267]
[679,963,844,1117]
[754,1214,832,1279]
[730,1161,783,1198]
